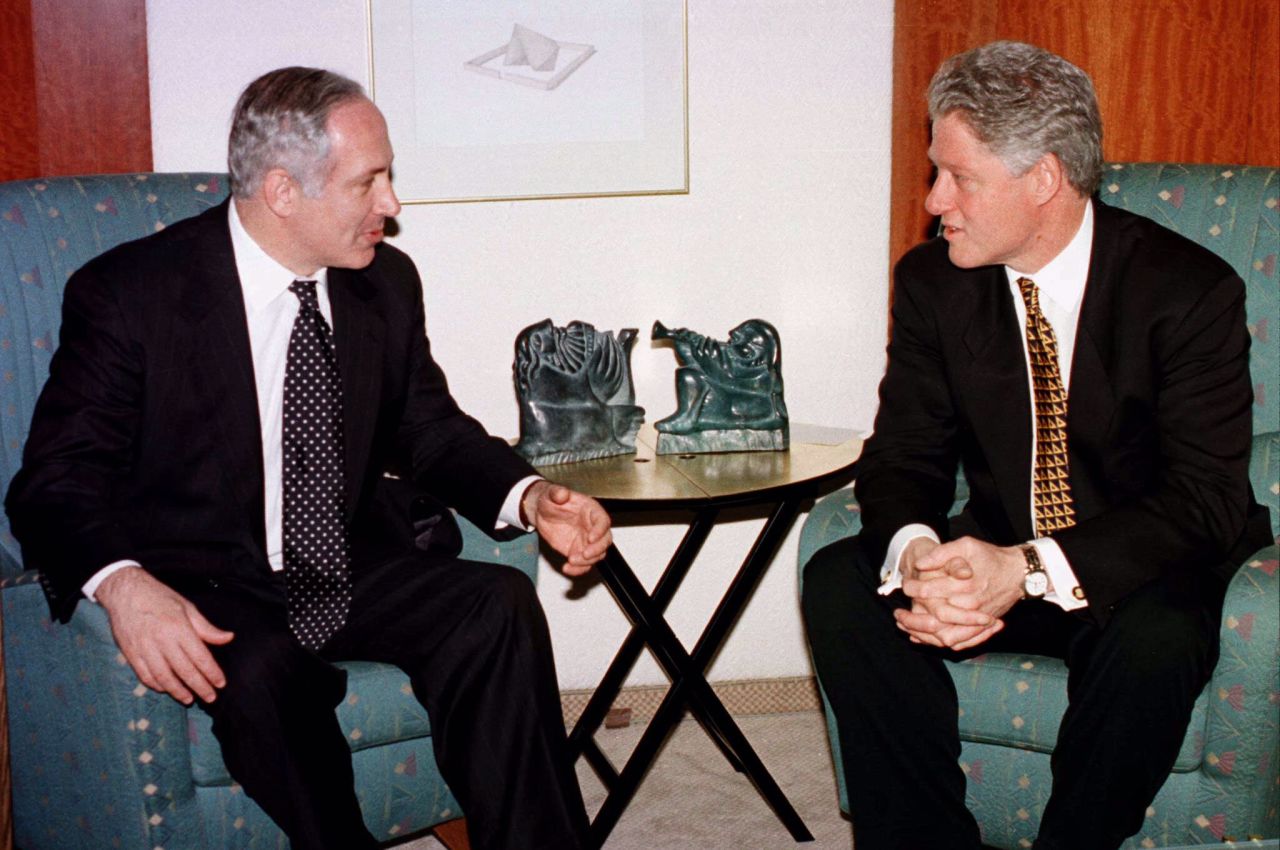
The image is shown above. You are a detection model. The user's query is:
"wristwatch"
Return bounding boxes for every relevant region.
[1021,544,1049,599]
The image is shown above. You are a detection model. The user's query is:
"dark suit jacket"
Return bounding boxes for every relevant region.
[6,200,536,622]
[855,200,1272,627]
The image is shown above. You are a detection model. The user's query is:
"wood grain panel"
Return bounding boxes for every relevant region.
[0,1,39,182]
[1099,1,1254,163]
[889,0,1280,281]
[432,818,473,850]
[1249,0,1280,166]
[890,0,997,259]
[32,0,151,176]
[1000,0,1093,69]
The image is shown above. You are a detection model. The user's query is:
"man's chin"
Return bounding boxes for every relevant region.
[331,247,378,270]
[946,244,985,269]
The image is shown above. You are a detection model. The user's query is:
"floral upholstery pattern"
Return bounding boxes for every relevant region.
[800,164,1279,848]
[1101,165,1279,440]
[0,174,541,848]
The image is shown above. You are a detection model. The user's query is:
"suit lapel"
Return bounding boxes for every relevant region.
[328,266,385,518]
[1067,200,1119,453]
[176,205,268,553]
[959,269,1036,540]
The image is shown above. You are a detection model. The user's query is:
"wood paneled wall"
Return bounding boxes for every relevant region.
[0,2,40,180]
[890,0,1280,273]
[0,0,151,182]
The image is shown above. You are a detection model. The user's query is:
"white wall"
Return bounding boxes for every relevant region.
[148,0,894,689]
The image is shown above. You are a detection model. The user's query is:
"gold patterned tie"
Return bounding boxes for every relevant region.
[1018,277,1077,536]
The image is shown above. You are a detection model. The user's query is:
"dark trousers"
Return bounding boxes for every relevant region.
[801,535,1223,850]
[185,554,590,850]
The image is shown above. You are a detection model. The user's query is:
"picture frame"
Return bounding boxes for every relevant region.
[366,1,689,204]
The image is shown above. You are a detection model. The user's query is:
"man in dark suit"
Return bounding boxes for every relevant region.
[802,42,1271,850]
[6,67,609,850]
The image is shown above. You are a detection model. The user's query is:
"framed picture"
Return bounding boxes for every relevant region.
[366,0,688,204]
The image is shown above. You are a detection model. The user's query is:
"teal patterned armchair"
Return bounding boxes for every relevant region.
[801,164,1279,848]
[0,173,539,848]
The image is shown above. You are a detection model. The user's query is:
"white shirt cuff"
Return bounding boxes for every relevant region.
[1032,538,1087,611]
[82,560,142,602]
[878,524,940,596]
[497,475,545,531]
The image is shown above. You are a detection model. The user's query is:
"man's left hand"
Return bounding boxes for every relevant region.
[896,536,1026,650]
[523,481,612,576]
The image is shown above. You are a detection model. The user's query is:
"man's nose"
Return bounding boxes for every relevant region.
[924,176,950,216]
[378,182,401,218]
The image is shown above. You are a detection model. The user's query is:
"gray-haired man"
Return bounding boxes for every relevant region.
[803,41,1270,849]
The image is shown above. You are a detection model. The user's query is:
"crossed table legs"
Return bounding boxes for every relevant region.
[568,497,815,847]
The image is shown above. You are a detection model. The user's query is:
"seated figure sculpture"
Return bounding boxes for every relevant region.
[514,319,645,465]
[652,318,789,454]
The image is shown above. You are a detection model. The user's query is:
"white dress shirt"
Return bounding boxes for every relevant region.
[84,202,536,597]
[878,202,1094,611]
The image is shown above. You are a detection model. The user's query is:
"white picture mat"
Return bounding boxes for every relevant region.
[369,0,687,202]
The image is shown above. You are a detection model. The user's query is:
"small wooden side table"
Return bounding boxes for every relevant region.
[542,424,861,847]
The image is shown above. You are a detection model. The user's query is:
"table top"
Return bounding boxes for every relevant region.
[535,424,862,508]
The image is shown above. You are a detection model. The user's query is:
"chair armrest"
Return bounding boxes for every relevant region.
[456,515,540,586]
[1192,544,1280,843]
[3,576,206,849]
[798,488,862,584]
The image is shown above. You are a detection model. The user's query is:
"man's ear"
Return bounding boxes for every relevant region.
[261,168,297,218]
[1030,153,1065,206]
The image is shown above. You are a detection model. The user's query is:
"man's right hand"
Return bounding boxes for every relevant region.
[95,567,234,705]
[897,538,1000,649]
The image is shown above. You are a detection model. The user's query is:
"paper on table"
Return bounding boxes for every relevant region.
[789,422,862,446]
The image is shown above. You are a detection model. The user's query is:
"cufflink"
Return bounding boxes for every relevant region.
[1072,586,1087,601]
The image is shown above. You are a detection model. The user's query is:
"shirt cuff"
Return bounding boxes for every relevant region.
[1032,538,1087,611]
[83,559,142,602]
[878,524,940,596]
[497,475,545,531]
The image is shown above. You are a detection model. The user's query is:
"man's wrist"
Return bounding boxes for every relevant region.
[84,559,144,603]
[881,524,940,591]
[1019,544,1050,598]
[901,536,937,581]
[519,480,550,528]
[93,564,147,609]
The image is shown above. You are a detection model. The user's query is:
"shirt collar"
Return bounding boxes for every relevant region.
[227,201,329,313]
[1004,201,1093,312]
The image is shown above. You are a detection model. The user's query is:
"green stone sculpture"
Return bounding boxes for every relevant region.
[513,319,645,465]
[651,318,789,454]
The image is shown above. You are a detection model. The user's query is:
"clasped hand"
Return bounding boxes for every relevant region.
[894,536,1026,651]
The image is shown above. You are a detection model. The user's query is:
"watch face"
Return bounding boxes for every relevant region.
[1024,570,1049,598]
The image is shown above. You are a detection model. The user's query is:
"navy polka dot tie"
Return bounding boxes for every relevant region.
[283,280,352,650]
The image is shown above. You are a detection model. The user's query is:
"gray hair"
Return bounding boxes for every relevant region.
[927,41,1103,196]
[228,67,366,199]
